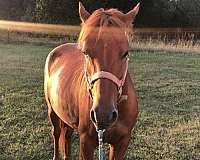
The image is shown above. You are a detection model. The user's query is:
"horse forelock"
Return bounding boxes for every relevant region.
[78,8,127,49]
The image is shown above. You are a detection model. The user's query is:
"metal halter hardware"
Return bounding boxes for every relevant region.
[84,55,129,102]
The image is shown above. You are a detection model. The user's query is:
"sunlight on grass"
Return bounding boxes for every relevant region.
[129,36,200,54]
[0,20,80,35]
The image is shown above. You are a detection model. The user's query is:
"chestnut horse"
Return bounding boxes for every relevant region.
[44,2,139,160]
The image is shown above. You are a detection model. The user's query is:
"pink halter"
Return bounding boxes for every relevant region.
[84,55,129,103]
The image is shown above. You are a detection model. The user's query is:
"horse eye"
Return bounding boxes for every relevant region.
[83,49,90,56]
[122,51,129,59]
[83,50,87,55]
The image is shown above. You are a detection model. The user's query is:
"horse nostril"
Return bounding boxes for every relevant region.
[90,109,97,124]
[109,109,118,123]
[112,110,118,122]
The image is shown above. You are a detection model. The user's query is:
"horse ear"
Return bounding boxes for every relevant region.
[124,3,140,25]
[79,2,91,23]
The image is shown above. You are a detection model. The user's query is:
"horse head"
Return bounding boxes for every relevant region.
[78,2,140,130]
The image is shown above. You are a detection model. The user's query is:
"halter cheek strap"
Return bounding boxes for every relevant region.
[84,56,129,103]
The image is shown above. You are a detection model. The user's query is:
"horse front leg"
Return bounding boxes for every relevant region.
[79,133,96,160]
[63,124,73,160]
[109,134,131,160]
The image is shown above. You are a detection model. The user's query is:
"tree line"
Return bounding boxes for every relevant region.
[0,0,199,27]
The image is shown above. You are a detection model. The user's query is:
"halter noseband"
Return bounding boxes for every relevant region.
[84,55,129,103]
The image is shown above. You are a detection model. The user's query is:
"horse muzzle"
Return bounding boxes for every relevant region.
[90,105,118,130]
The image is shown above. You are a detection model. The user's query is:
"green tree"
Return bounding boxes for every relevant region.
[172,0,200,27]
[0,0,199,27]
[0,0,26,20]
[21,0,36,22]
[34,0,79,24]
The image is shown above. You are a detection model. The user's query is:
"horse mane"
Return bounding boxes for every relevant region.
[78,8,127,47]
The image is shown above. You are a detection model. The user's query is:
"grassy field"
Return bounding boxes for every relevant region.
[0,43,200,160]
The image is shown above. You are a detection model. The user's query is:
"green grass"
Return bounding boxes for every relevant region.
[0,43,200,160]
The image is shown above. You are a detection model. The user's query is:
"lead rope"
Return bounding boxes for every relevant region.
[98,130,104,160]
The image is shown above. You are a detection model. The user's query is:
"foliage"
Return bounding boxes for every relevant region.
[0,0,26,20]
[34,0,79,24]
[137,0,200,27]
[0,0,199,27]
[174,0,200,27]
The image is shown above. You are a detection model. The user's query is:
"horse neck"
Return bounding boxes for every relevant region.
[71,62,92,109]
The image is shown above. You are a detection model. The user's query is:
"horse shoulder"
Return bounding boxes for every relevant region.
[45,43,80,75]
[117,73,138,129]
[44,43,81,108]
